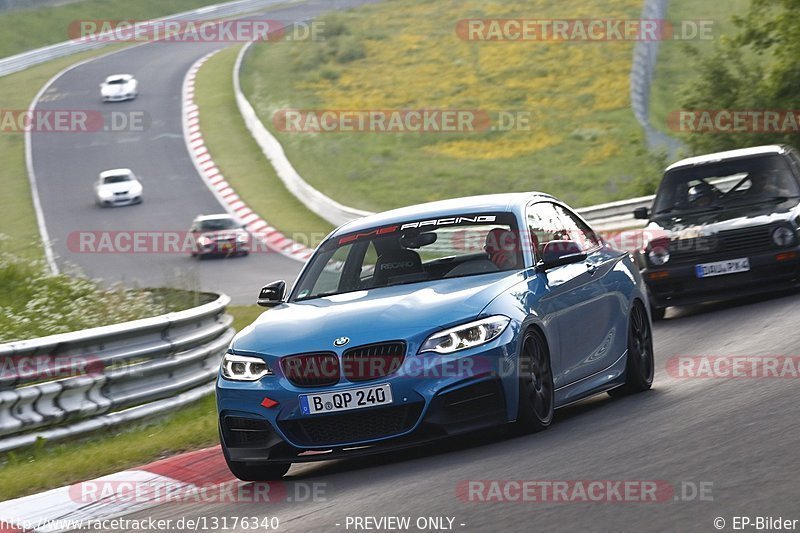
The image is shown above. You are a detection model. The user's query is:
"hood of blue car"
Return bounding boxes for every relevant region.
[232,271,525,356]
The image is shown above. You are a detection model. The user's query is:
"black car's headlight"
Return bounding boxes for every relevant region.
[419,316,510,354]
[772,226,797,247]
[646,238,671,267]
[648,246,670,266]
[221,351,273,381]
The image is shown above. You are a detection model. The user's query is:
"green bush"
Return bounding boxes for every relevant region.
[0,240,189,343]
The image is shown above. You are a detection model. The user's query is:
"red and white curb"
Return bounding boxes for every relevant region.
[0,447,241,532]
[182,51,315,263]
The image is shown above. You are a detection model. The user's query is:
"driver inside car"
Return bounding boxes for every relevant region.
[484,228,521,270]
[686,181,718,208]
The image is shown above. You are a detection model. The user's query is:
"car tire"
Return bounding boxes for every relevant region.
[609,300,654,397]
[511,328,554,435]
[221,436,290,481]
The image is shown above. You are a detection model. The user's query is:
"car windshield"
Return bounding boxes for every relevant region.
[200,218,239,231]
[291,212,522,302]
[653,154,800,215]
[106,78,126,85]
[102,174,131,184]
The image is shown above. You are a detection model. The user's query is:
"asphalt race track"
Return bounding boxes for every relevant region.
[102,289,800,532]
[30,0,377,304]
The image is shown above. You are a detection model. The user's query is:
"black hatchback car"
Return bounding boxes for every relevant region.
[634,145,800,319]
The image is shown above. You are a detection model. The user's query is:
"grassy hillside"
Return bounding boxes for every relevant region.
[241,0,664,212]
[0,0,227,58]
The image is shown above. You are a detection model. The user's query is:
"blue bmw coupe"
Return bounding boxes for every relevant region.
[216,193,654,480]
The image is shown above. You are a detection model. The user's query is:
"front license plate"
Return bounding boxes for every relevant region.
[695,258,750,278]
[299,384,392,415]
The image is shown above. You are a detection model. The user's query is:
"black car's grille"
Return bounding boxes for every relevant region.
[669,225,775,262]
[280,352,340,387]
[222,416,273,447]
[342,341,406,382]
[280,404,423,446]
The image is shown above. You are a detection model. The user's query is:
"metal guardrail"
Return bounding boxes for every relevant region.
[0,292,233,453]
[629,0,683,158]
[0,0,296,77]
[234,41,373,227]
[577,195,652,231]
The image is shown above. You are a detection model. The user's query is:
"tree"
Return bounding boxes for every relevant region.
[679,0,800,153]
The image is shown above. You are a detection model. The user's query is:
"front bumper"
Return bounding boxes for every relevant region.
[97,195,142,206]
[644,247,800,308]
[220,377,507,464]
[102,94,134,102]
[196,241,250,255]
[216,336,517,464]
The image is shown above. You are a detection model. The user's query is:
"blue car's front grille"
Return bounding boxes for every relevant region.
[280,403,423,446]
[280,352,340,387]
[342,341,406,382]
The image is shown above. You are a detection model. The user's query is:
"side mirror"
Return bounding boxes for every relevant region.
[257,280,286,308]
[539,240,587,270]
[633,207,649,220]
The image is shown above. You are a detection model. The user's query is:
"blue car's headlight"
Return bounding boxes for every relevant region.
[221,351,273,381]
[419,316,510,354]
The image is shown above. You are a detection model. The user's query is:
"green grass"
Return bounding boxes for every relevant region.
[228,303,265,331]
[239,0,665,211]
[648,0,751,137]
[194,45,333,243]
[0,247,219,342]
[0,0,230,59]
[0,394,219,500]
[0,304,261,501]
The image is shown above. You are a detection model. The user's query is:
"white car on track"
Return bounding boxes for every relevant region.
[95,169,143,207]
[100,74,138,102]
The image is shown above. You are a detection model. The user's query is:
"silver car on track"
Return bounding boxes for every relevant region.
[94,168,143,207]
[100,74,138,102]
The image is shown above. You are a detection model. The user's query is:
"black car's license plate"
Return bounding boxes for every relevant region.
[695,258,750,278]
